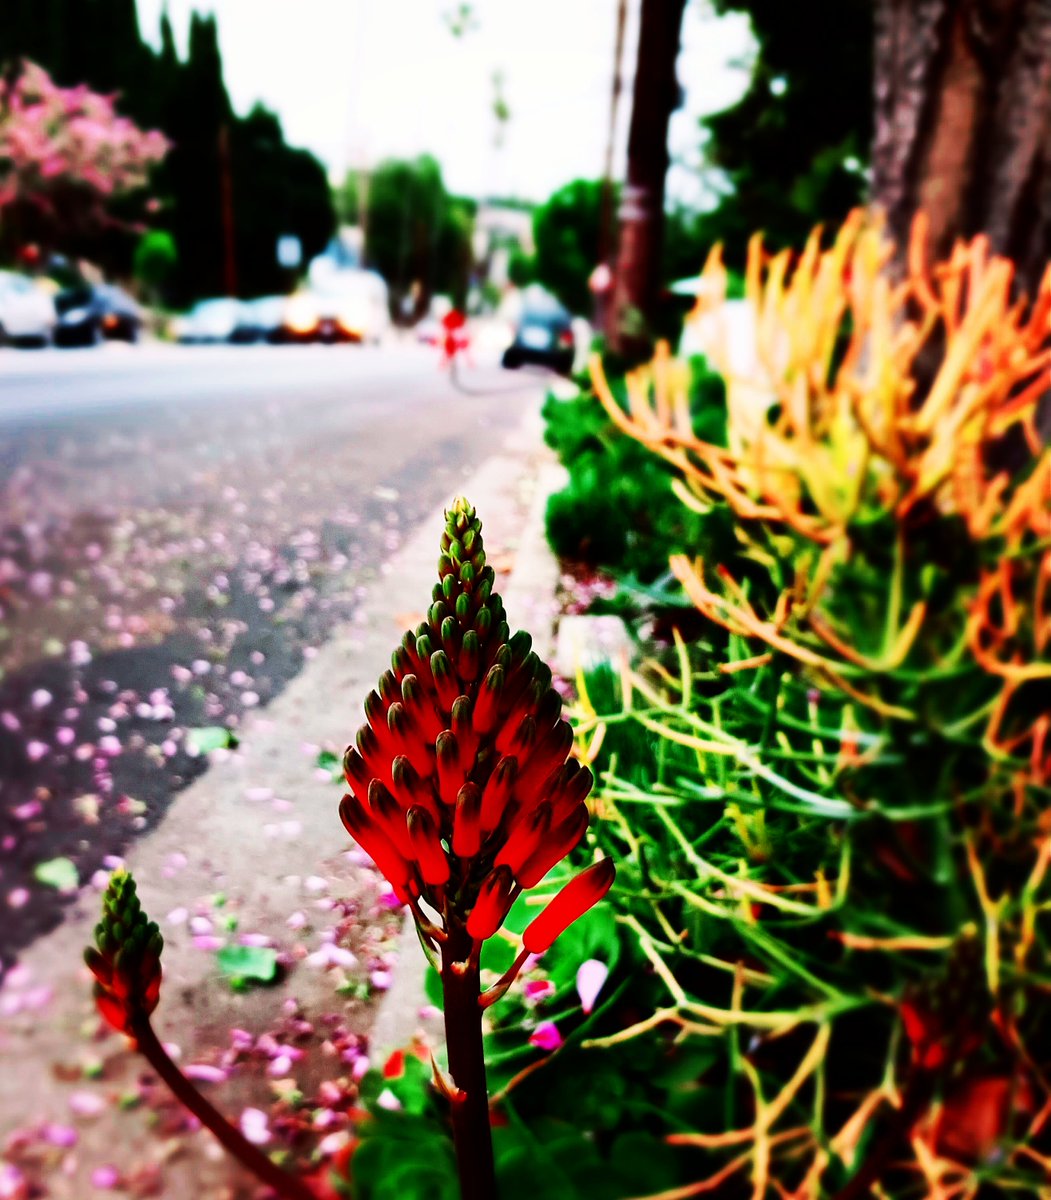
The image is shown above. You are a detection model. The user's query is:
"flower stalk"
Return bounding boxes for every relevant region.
[340,498,616,1200]
[85,871,314,1200]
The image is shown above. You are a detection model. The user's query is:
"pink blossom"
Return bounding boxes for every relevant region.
[240,1107,270,1145]
[528,1021,563,1052]
[576,959,609,1014]
[524,979,556,1003]
[90,1165,121,1189]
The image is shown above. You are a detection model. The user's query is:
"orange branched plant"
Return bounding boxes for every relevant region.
[574,211,1051,1198]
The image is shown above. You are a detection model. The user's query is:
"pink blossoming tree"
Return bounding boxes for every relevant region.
[0,60,168,259]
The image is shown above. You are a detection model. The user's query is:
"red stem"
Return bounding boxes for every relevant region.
[441,924,496,1200]
[131,1017,317,1200]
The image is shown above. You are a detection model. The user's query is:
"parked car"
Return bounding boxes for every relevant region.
[501,287,574,374]
[0,270,56,346]
[54,283,142,346]
[231,296,288,344]
[284,270,389,344]
[172,298,243,344]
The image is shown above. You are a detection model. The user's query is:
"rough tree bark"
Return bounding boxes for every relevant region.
[873,0,1051,297]
[608,0,687,356]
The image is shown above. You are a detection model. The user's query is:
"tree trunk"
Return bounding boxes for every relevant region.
[873,0,1051,297]
[608,0,687,357]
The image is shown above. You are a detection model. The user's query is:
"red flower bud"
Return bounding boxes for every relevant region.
[339,794,413,897]
[517,804,590,889]
[452,782,483,858]
[407,807,451,887]
[435,732,464,806]
[522,859,616,954]
[466,867,515,940]
[480,755,517,835]
[495,803,552,876]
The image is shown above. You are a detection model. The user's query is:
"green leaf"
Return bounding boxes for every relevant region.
[187,726,238,755]
[34,857,79,892]
[215,945,278,986]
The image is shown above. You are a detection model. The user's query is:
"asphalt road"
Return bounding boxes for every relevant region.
[0,341,546,972]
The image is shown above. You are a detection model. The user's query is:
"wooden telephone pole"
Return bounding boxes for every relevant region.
[608,0,687,356]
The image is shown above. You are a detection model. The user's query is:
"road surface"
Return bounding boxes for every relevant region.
[0,341,548,974]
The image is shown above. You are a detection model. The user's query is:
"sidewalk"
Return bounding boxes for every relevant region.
[0,400,565,1198]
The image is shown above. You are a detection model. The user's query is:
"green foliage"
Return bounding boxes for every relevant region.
[694,0,872,265]
[133,229,177,295]
[532,179,608,316]
[215,945,279,990]
[33,856,78,892]
[363,155,474,312]
[542,360,726,581]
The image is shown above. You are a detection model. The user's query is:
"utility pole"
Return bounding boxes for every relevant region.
[608,0,686,356]
[218,122,237,297]
[593,0,628,333]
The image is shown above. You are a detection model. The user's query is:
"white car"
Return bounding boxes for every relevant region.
[172,298,244,344]
[309,270,391,344]
[0,271,56,346]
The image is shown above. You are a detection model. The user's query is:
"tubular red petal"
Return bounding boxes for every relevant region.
[406,807,451,887]
[387,703,433,777]
[339,794,413,892]
[435,731,464,807]
[401,674,444,742]
[429,650,461,712]
[452,782,483,858]
[516,804,590,889]
[342,746,372,803]
[522,859,616,955]
[451,697,479,767]
[480,755,517,835]
[466,866,515,940]
[515,720,575,801]
[368,780,415,859]
[495,803,552,876]
[473,665,505,735]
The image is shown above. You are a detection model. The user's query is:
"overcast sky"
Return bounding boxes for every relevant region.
[134,0,755,205]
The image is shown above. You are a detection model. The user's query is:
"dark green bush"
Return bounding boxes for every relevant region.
[542,357,727,582]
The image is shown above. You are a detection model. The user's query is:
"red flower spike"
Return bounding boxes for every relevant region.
[407,807,451,887]
[340,499,614,1001]
[452,782,484,857]
[522,859,617,955]
[84,869,164,1035]
[466,867,516,940]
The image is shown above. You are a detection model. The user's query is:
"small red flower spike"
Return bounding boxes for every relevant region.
[84,869,163,1035]
[522,859,617,955]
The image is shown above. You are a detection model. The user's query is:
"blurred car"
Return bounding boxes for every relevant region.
[231,295,288,344]
[0,270,56,346]
[172,298,243,344]
[279,271,389,344]
[501,287,574,374]
[54,283,142,346]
